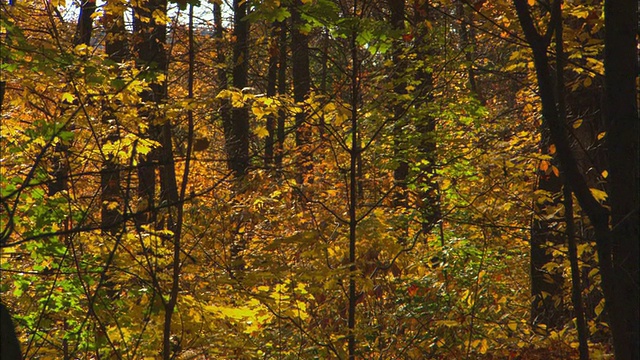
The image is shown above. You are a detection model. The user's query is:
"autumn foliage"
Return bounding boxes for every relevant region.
[0,0,636,358]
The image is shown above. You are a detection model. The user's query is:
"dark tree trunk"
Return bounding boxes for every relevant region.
[101,0,127,234]
[265,21,280,166]
[530,5,567,328]
[388,0,408,205]
[347,4,360,357]
[133,0,168,225]
[275,20,287,172]
[224,0,250,177]
[73,0,95,47]
[213,0,231,172]
[565,183,590,360]
[291,0,312,183]
[49,0,96,197]
[514,0,639,358]
[319,28,329,139]
[413,2,439,233]
[0,302,22,360]
[104,2,128,63]
[457,2,484,105]
[529,135,566,330]
[603,0,639,358]
[159,121,179,227]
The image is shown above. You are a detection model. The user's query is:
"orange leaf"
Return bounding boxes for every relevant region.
[539,160,549,172]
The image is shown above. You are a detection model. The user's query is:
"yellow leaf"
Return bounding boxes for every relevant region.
[441,178,452,190]
[252,104,265,119]
[583,77,592,87]
[573,119,583,129]
[74,43,91,55]
[508,321,517,331]
[61,92,75,103]
[601,170,608,178]
[231,92,244,107]
[254,126,269,138]
[106,201,119,210]
[480,339,488,354]
[217,89,231,99]
[152,9,170,25]
[590,188,608,202]
[597,131,606,140]
[594,298,605,317]
[477,270,486,282]
[436,320,459,327]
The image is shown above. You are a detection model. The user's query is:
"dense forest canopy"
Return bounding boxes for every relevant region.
[0,0,637,358]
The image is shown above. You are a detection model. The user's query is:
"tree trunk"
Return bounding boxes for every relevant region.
[529,137,566,330]
[265,21,280,166]
[214,0,232,175]
[414,1,439,233]
[564,184,590,360]
[73,0,95,47]
[457,2,485,105]
[603,0,639,358]
[388,0,408,205]
[514,0,638,358]
[133,0,168,225]
[0,302,22,360]
[291,0,312,183]
[530,6,567,329]
[101,0,127,234]
[49,0,96,197]
[224,0,250,177]
[275,20,287,172]
[347,5,360,357]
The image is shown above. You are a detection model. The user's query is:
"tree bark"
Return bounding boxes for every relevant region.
[457,2,485,105]
[275,20,287,172]
[529,134,565,330]
[73,0,95,47]
[101,0,127,234]
[603,0,639,358]
[514,0,639,358]
[413,1,439,233]
[49,0,96,197]
[530,4,566,329]
[564,184,590,360]
[265,21,280,166]
[224,0,250,177]
[291,0,312,183]
[133,0,168,226]
[0,302,22,360]
[213,0,231,172]
[389,0,408,205]
[347,8,360,358]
